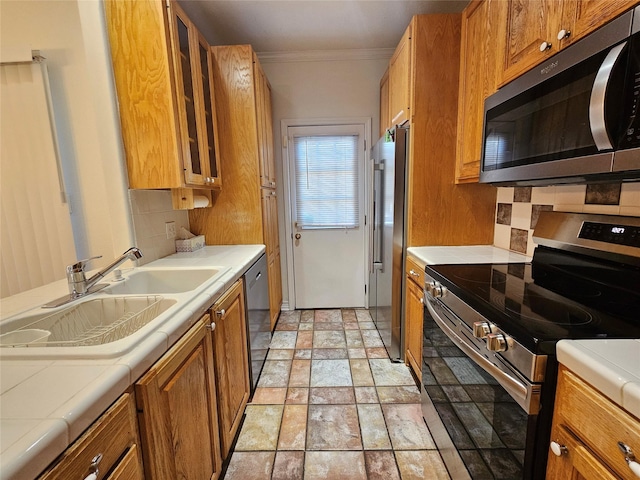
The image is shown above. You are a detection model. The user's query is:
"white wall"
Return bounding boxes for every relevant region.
[0,1,134,279]
[260,51,390,309]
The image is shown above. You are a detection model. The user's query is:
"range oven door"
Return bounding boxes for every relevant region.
[421,296,555,480]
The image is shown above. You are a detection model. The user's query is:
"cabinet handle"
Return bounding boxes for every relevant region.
[83,453,102,480]
[215,309,225,318]
[539,41,552,52]
[557,29,571,41]
[409,269,420,277]
[618,442,640,477]
[550,441,568,457]
[206,322,216,331]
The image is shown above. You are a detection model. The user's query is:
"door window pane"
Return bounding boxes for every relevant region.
[293,135,359,229]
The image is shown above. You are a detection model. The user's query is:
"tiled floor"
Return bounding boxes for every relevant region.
[223,309,451,480]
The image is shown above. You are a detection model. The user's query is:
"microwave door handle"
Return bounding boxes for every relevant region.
[589,41,627,151]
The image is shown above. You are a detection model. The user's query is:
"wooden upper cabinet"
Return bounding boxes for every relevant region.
[389,24,412,126]
[501,0,639,86]
[105,0,221,190]
[255,57,276,188]
[455,0,507,183]
[379,68,390,137]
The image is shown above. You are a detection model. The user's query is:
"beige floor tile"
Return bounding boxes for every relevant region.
[295,330,313,349]
[341,309,357,322]
[289,359,311,387]
[294,349,312,359]
[355,309,372,322]
[355,386,379,403]
[350,358,375,386]
[258,360,292,388]
[343,321,360,330]
[345,330,364,348]
[300,310,315,322]
[314,322,344,331]
[376,385,421,403]
[251,387,287,405]
[271,331,299,349]
[310,359,352,387]
[395,450,451,479]
[364,451,401,480]
[366,347,389,358]
[272,451,305,480]
[369,359,416,386]
[315,309,342,322]
[278,404,308,450]
[382,404,436,450]
[307,404,362,450]
[312,330,346,349]
[298,322,314,331]
[358,404,392,449]
[348,348,367,358]
[309,387,355,404]
[312,348,348,359]
[303,451,367,480]
[235,405,284,451]
[268,349,294,360]
[224,451,275,479]
[286,387,309,404]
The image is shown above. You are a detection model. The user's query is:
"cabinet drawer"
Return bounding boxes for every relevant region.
[406,257,425,286]
[39,393,140,480]
[555,367,640,480]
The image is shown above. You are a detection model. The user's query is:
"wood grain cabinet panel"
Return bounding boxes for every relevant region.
[404,256,425,383]
[38,393,143,480]
[105,0,221,191]
[388,25,412,127]
[189,45,281,327]
[135,315,222,480]
[211,279,251,458]
[455,0,507,183]
[547,365,640,480]
[501,0,639,86]
[379,68,390,137]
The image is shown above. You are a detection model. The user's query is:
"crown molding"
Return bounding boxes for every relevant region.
[257,48,394,63]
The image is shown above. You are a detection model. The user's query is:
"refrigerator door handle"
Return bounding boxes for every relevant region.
[372,161,384,270]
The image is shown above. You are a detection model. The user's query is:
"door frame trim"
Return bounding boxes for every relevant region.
[281,117,372,311]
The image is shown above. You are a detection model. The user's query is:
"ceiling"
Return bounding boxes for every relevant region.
[178,0,469,54]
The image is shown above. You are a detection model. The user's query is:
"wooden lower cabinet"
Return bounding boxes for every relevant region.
[546,365,640,480]
[135,314,222,480]
[39,393,143,480]
[211,279,251,458]
[404,256,424,383]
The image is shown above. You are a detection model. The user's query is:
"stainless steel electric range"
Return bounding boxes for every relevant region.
[421,211,640,480]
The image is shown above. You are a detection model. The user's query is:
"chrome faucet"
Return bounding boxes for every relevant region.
[67,247,143,296]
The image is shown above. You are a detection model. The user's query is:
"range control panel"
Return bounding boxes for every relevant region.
[579,221,640,248]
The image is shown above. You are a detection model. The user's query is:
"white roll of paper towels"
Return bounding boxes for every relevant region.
[194,195,210,208]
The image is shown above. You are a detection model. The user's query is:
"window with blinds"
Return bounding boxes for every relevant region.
[293,134,359,229]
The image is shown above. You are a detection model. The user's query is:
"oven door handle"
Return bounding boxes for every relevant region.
[426,299,536,414]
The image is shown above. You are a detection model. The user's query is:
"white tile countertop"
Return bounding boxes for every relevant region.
[557,339,640,418]
[0,245,265,480]
[407,245,531,266]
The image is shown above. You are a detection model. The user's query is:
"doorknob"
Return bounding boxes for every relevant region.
[295,233,301,240]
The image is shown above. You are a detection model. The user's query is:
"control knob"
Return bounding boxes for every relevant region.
[473,321,492,339]
[486,333,508,352]
[426,281,447,298]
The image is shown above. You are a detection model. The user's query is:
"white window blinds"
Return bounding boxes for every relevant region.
[293,135,359,229]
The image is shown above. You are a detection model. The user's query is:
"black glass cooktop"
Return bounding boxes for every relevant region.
[426,247,640,354]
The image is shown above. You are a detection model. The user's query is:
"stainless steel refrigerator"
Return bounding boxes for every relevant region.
[368,125,409,362]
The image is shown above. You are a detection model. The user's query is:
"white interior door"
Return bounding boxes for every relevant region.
[288,124,367,309]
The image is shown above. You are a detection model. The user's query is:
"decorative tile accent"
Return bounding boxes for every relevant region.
[496,203,512,225]
[585,183,622,205]
[513,186,532,202]
[530,204,553,229]
[509,228,528,254]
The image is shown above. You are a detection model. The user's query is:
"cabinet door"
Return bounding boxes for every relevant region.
[456,0,508,183]
[255,59,276,188]
[379,68,390,137]
[212,279,250,458]
[136,315,222,480]
[389,24,412,126]
[561,0,639,48]
[404,258,424,382]
[502,0,563,85]
[197,31,222,187]
[39,393,143,480]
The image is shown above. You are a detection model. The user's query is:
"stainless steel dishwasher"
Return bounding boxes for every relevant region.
[243,253,271,393]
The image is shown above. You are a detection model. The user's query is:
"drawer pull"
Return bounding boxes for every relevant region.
[206,322,216,332]
[618,442,640,477]
[215,309,225,318]
[550,441,568,457]
[83,453,103,480]
[409,269,420,277]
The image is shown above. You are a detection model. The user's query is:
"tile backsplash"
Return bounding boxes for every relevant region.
[129,190,190,265]
[494,183,640,257]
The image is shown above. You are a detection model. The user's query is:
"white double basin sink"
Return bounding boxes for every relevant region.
[0,266,230,359]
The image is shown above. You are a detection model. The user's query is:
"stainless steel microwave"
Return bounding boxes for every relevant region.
[480,6,640,186]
